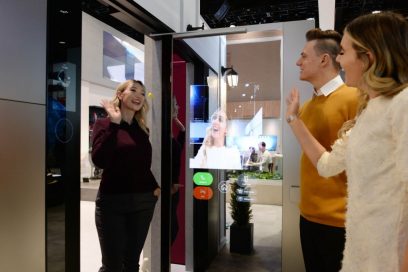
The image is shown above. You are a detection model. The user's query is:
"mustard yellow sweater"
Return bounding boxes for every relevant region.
[299,84,359,227]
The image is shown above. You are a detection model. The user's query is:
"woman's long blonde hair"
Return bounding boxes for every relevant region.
[339,11,408,136]
[196,108,228,167]
[202,108,228,147]
[112,79,150,134]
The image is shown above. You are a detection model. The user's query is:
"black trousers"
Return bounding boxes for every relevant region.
[300,216,345,272]
[95,192,157,272]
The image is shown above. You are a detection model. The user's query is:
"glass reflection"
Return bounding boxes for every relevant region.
[173,28,283,271]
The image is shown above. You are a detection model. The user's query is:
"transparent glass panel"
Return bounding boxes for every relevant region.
[172,26,283,271]
[80,13,146,272]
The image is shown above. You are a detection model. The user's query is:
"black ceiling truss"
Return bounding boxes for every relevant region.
[201,0,319,28]
[200,0,408,32]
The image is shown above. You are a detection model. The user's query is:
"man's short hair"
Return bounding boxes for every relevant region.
[305,28,342,71]
[260,142,266,148]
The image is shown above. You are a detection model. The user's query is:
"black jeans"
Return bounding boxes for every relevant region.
[300,216,345,272]
[95,192,157,272]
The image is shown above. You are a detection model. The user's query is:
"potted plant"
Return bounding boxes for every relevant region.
[229,174,254,254]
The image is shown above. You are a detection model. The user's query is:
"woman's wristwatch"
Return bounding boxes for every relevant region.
[286,114,298,123]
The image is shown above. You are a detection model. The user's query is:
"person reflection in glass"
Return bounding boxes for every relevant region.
[170,96,185,245]
[190,109,241,170]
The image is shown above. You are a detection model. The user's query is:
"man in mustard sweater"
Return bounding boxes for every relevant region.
[293,29,359,271]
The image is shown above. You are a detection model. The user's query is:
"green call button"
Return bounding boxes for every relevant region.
[193,172,213,186]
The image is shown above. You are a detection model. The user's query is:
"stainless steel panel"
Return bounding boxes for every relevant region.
[143,35,162,272]
[282,20,314,272]
[0,100,46,272]
[0,0,47,104]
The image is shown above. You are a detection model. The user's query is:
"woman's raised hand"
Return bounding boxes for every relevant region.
[101,99,121,124]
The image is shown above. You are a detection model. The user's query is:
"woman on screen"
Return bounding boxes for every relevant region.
[190,109,242,170]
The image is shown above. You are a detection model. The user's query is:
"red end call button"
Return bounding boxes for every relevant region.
[193,186,213,200]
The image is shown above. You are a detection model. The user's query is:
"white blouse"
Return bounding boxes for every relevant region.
[317,88,408,272]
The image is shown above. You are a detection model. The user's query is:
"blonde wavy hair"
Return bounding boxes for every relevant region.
[339,11,408,136]
[202,109,228,147]
[112,79,150,134]
[196,108,228,167]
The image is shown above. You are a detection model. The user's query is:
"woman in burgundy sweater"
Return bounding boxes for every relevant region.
[92,79,160,272]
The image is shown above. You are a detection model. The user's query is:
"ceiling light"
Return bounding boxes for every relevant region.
[242,93,246,97]
[372,10,381,14]
[221,66,239,87]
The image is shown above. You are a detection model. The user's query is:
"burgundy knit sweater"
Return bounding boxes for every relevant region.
[91,118,159,195]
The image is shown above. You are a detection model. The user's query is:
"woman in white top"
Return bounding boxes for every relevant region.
[190,109,241,170]
[286,12,408,272]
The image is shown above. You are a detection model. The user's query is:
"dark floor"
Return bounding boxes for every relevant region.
[207,245,281,272]
[46,182,283,271]
[206,204,282,272]
[47,204,65,272]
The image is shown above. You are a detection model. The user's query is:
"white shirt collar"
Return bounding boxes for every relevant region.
[314,75,344,96]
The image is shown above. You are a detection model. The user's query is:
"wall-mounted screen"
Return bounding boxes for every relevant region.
[189,85,209,144]
[190,85,209,122]
[189,128,278,171]
[189,101,243,169]
[188,81,279,170]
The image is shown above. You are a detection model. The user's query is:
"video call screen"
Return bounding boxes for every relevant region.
[189,85,277,171]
